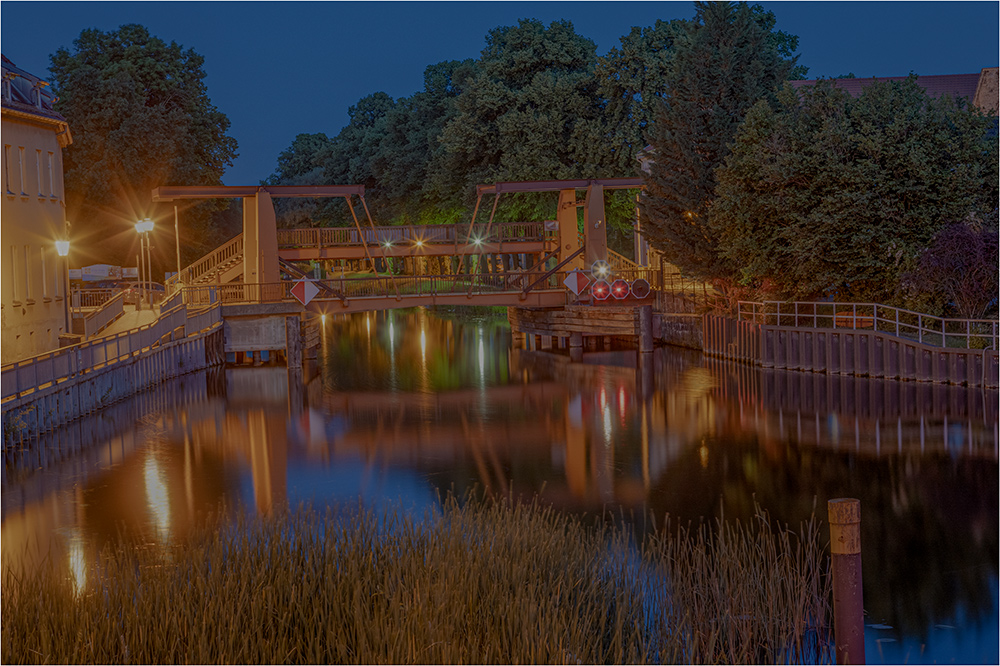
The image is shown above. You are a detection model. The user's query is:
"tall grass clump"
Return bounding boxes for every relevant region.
[2,495,833,664]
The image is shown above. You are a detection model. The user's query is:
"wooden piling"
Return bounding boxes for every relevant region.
[829,498,865,665]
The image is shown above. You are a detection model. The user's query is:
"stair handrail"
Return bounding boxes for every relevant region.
[166,234,244,292]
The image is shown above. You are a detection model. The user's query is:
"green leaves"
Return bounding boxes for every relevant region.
[713,76,999,305]
[640,1,800,283]
[51,24,238,265]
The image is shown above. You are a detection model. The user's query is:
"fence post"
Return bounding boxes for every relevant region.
[829,498,865,665]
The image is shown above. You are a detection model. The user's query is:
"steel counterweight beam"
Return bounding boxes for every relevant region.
[476,178,643,196]
[152,184,365,201]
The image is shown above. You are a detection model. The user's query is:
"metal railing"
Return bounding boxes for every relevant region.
[276,222,547,249]
[737,301,999,350]
[81,291,125,338]
[71,288,118,310]
[166,234,244,291]
[179,271,574,307]
[2,303,222,402]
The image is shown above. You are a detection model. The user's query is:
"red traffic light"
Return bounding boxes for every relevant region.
[611,279,629,300]
[591,279,611,301]
[631,278,651,299]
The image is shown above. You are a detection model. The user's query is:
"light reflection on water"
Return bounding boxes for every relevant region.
[2,306,997,664]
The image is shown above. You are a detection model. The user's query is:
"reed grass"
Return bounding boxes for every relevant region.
[2,495,833,664]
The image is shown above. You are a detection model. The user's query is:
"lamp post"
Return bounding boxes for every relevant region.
[55,238,70,335]
[135,218,155,308]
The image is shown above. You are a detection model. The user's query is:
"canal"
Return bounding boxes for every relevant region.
[2,307,997,664]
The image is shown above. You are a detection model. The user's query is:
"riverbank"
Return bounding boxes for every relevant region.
[2,495,832,664]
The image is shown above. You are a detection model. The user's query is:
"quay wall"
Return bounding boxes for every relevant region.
[703,315,999,388]
[2,327,225,449]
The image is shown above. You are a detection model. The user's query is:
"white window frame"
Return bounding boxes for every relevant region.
[23,245,32,302]
[47,152,55,197]
[36,149,44,197]
[10,246,19,302]
[3,145,11,194]
[40,247,48,299]
[18,146,27,195]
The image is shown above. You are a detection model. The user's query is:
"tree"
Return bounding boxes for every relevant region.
[49,24,238,266]
[264,132,335,228]
[596,7,802,178]
[639,1,800,284]
[902,222,999,319]
[371,59,478,224]
[432,19,608,221]
[713,77,999,304]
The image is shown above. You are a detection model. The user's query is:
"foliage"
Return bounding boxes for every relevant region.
[713,77,999,303]
[49,24,238,266]
[595,19,687,176]
[901,222,999,318]
[639,1,800,285]
[432,18,608,222]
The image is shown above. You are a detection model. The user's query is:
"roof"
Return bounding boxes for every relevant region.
[789,70,997,113]
[1,53,72,143]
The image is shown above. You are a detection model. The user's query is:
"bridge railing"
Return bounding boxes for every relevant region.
[80,291,126,338]
[71,288,118,310]
[737,301,999,350]
[167,234,244,291]
[276,222,547,250]
[1,302,222,402]
[179,271,570,307]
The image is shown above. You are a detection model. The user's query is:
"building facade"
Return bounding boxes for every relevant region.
[1,55,74,364]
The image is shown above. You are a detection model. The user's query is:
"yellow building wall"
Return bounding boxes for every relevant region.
[1,114,71,363]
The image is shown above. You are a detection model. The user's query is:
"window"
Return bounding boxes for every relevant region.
[47,152,55,197]
[40,248,47,299]
[10,246,19,302]
[18,146,26,195]
[3,145,11,194]
[23,245,32,302]
[36,149,44,196]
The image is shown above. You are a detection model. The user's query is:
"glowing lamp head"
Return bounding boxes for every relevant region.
[135,218,154,234]
[472,236,483,247]
[592,279,611,301]
[414,239,424,248]
[55,240,70,257]
[383,240,393,249]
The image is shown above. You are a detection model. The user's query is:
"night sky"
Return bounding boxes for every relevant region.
[2,1,997,186]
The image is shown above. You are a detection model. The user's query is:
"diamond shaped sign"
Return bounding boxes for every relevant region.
[290,278,320,306]
[563,269,590,295]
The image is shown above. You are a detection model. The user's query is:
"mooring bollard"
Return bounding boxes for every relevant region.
[828,498,865,664]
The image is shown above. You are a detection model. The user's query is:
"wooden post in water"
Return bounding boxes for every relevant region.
[639,304,654,353]
[829,498,865,664]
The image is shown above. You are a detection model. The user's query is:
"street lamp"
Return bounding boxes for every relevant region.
[55,237,70,335]
[135,218,155,309]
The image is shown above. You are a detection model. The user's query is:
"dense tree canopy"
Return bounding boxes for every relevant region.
[50,24,238,266]
[639,1,800,284]
[432,19,609,221]
[712,77,999,306]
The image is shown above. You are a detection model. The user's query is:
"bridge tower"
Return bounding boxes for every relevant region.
[478,178,643,272]
[151,185,368,285]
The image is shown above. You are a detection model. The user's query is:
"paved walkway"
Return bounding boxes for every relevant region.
[96,303,160,338]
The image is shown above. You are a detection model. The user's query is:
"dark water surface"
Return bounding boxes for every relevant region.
[3,307,997,663]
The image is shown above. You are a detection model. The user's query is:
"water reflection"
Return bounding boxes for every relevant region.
[2,307,996,664]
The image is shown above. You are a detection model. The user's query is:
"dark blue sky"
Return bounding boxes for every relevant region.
[2,1,997,186]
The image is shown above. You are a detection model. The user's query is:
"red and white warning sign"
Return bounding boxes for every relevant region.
[290,278,320,306]
[563,269,591,295]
